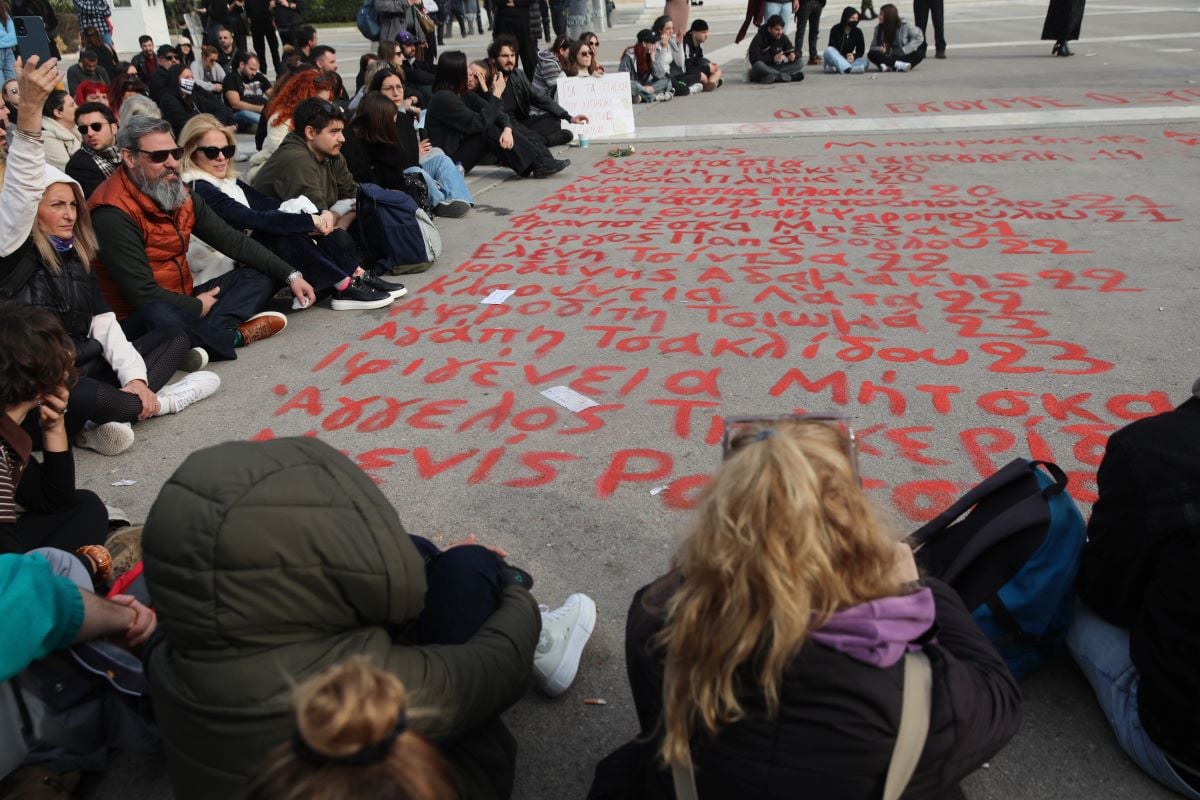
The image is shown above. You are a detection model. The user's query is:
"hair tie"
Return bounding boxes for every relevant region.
[753,429,776,442]
[292,712,407,767]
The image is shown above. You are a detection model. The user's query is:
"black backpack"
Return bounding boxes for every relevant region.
[911,459,1086,678]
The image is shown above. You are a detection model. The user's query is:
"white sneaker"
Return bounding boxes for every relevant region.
[688,82,703,95]
[533,593,596,697]
[894,60,911,72]
[155,371,221,415]
[77,421,134,456]
[879,62,891,72]
[182,347,209,372]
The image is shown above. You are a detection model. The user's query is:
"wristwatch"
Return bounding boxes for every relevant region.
[285,270,303,285]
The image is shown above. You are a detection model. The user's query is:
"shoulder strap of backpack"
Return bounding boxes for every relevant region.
[1028,460,1069,498]
[883,651,933,800]
[910,458,1032,546]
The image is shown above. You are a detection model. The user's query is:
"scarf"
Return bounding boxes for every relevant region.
[49,235,75,252]
[86,144,121,179]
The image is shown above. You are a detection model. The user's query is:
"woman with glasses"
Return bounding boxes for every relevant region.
[246,65,330,180]
[343,69,474,217]
[533,34,573,98]
[178,114,398,311]
[592,416,1021,799]
[565,40,601,77]
[425,51,568,179]
[1,60,217,458]
[579,32,605,73]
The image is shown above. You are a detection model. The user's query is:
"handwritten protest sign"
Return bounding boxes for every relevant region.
[557,73,636,140]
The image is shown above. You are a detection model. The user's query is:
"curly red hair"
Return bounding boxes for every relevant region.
[264,66,330,128]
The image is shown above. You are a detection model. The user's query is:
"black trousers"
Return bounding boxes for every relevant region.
[249,20,281,74]
[452,123,551,174]
[0,490,108,555]
[520,114,573,147]
[913,0,946,52]
[494,5,537,80]
[868,47,926,68]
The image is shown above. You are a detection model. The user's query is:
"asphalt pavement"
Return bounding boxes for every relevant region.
[79,2,1199,798]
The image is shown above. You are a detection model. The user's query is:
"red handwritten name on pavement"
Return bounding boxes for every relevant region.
[253,140,1184,521]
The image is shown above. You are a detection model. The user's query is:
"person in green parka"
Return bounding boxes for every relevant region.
[141,437,596,800]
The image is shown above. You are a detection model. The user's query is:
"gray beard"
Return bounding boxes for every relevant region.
[130,162,187,211]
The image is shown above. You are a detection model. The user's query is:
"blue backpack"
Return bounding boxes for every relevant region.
[357,0,381,41]
[911,459,1086,678]
[356,183,441,274]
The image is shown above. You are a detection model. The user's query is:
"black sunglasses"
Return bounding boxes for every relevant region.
[137,147,184,163]
[196,144,237,160]
[77,121,109,135]
[299,100,344,130]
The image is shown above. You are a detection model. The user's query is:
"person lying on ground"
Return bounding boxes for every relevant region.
[142,437,596,800]
[89,115,316,364]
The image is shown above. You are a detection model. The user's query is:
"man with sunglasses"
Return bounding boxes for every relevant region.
[64,101,119,198]
[89,116,316,362]
[147,45,182,102]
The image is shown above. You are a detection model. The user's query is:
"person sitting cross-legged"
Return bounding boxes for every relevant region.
[747,15,807,83]
[89,115,317,365]
[142,437,596,800]
[825,6,868,73]
[867,3,925,72]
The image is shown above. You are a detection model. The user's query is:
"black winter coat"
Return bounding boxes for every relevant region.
[1077,396,1200,768]
[426,90,509,159]
[594,576,1021,799]
[828,6,866,57]
[341,123,422,190]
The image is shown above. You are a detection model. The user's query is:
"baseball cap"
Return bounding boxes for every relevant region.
[636,29,657,44]
[396,31,417,44]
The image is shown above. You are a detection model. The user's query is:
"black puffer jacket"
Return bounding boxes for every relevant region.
[828,6,867,58]
[596,577,1021,799]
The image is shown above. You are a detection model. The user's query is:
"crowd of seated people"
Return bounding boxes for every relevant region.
[4,15,1194,800]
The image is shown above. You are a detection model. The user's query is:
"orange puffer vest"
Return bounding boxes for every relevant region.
[90,167,197,320]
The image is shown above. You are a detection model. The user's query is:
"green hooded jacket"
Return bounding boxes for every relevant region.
[142,438,540,799]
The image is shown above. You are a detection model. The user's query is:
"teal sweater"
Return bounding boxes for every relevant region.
[0,553,83,681]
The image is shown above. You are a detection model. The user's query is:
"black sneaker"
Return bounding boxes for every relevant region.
[531,158,571,179]
[435,199,471,218]
[361,272,408,299]
[330,277,394,310]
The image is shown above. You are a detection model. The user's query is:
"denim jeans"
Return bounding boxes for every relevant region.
[233,109,262,129]
[631,76,671,102]
[1067,600,1200,799]
[764,1,790,31]
[0,48,16,83]
[410,152,475,205]
[823,46,866,73]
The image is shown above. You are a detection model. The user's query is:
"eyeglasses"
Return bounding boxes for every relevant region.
[4,86,17,95]
[137,147,184,163]
[381,82,403,92]
[196,144,237,160]
[720,413,861,483]
[77,121,109,135]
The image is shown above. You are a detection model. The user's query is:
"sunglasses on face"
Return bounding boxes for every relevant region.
[587,40,599,47]
[77,122,109,135]
[197,144,237,160]
[299,100,344,130]
[579,50,593,56]
[138,147,184,163]
[720,413,862,483]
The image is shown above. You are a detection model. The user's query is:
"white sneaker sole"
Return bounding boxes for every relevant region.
[182,347,209,372]
[330,295,395,311]
[78,422,135,456]
[541,595,597,697]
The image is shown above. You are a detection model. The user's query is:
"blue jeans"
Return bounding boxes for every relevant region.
[233,109,262,129]
[764,1,790,30]
[824,46,866,73]
[409,152,475,206]
[1067,600,1200,799]
[0,48,16,83]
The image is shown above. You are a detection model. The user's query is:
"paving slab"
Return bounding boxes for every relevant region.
[79,3,1198,798]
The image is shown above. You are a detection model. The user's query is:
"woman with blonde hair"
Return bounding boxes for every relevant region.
[0,58,217,456]
[179,114,398,310]
[591,415,1021,799]
[246,657,459,800]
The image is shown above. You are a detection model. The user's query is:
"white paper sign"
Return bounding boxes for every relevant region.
[556,73,637,141]
[540,386,600,413]
[481,289,516,305]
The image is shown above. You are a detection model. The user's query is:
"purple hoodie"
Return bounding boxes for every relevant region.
[808,587,937,668]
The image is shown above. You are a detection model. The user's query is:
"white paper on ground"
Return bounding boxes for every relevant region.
[111,479,138,487]
[650,485,668,496]
[540,386,599,413]
[481,289,516,305]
